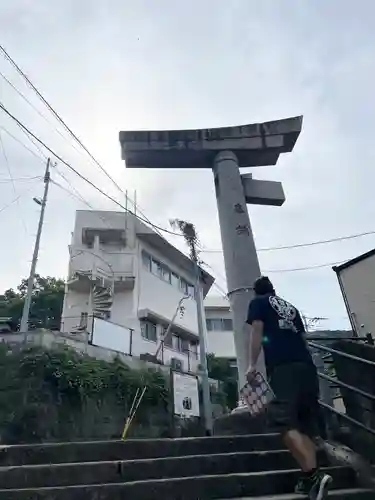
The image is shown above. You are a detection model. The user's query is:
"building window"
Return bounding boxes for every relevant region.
[180,339,190,353]
[140,320,157,342]
[164,332,173,347]
[180,278,189,295]
[222,318,233,331]
[172,334,180,351]
[206,318,233,331]
[190,341,199,358]
[171,272,179,288]
[161,265,171,284]
[142,251,151,271]
[160,325,172,347]
[151,258,162,277]
[141,251,194,296]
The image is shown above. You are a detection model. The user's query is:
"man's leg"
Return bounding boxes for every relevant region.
[295,364,333,499]
[268,364,332,499]
[283,429,317,472]
[268,364,317,472]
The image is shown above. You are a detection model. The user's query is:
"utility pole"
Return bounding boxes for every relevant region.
[155,295,189,360]
[194,261,213,434]
[20,158,51,339]
[170,219,213,435]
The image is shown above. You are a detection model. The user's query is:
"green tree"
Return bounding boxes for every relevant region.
[207,353,238,410]
[0,275,65,330]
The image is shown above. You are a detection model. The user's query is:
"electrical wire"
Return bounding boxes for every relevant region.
[16,123,49,161]
[0,181,40,214]
[0,69,100,159]
[201,229,375,254]
[0,125,46,164]
[0,100,182,237]
[0,45,179,239]
[0,192,24,214]
[0,176,41,183]
[0,44,124,194]
[0,129,28,232]
[50,175,115,230]
[262,260,344,273]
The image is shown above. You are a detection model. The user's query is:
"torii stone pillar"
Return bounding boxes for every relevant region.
[119,116,303,393]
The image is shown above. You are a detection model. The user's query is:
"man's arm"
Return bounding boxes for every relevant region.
[245,298,265,378]
[249,320,263,368]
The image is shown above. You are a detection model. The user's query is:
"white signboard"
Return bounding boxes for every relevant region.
[173,372,200,417]
[92,317,131,355]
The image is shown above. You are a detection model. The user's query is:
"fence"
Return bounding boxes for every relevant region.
[307,333,375,461]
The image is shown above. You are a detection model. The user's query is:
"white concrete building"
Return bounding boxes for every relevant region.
[61,210,214,373]
[334,248,375,338]
[204,296,236,360]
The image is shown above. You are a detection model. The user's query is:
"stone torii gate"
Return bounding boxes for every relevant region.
[119,116,302,393]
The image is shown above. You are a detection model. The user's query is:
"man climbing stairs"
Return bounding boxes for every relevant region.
[0,433,371,499]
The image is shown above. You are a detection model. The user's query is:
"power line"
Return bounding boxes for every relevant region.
[202,229,375,254]
[50,175,115,230]
[0,181,40,214]
[0,125,46,164]
[0,44,125,193]
[262,260,344,273]
[0,69,96,159]
[0,101,181,238]
[0,129,28,233]
[0,176,41,183]
[0,192,24,214]
[0,45,179,239]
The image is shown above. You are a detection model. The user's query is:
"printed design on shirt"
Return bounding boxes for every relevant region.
[269,295,298,332]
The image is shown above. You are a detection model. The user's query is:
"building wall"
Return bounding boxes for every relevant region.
[337,253,375,337]
[204,297,236,359]
[61,210,203,373]
[137,239,198,335]
[61,289,90,333]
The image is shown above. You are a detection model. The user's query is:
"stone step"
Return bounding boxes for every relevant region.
[0,467,357,500]
[0,450,330,489]
[0,434,283,466]
[230,490,373,500]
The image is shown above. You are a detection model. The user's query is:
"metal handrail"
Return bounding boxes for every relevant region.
[319,401,375,437]
[309,338,375,440]
[317,371,375,402]
[308,340,375,367]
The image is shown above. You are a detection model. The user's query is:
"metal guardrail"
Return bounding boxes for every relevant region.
[319,401,375,437]
[308,340,375,367]
[307,338,375,438]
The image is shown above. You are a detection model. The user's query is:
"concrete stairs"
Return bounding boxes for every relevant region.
[0,433,371,499]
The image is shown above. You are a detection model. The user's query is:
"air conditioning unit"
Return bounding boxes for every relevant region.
[170,358,184,372]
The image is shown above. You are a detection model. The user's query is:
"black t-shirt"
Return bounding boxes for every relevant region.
[246,293,313,371]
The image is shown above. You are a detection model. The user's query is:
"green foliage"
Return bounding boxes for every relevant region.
[207,353,238,410]
[17,345,169,409]
[0,344,170,443]
[0,275,65,330]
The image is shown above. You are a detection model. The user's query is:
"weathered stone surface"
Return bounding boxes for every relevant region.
[0,467,357,499]
[1,449,331,489]
[213,411,271,436]
[0,434,282,466]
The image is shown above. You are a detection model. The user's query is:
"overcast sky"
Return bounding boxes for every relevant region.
[1,1,375,330]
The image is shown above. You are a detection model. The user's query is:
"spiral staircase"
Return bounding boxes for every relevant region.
[92,278,113,320]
